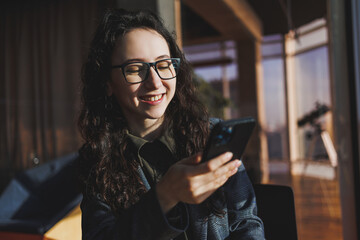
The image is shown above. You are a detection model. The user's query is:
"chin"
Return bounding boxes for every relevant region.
[145,113,166,120]
[143,108,168,120]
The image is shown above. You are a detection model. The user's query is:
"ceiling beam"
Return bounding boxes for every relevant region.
[183,0,263,41]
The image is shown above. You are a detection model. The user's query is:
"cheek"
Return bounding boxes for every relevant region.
[110,81,139,106]
[120,87,138,103]
[170,80,177,98]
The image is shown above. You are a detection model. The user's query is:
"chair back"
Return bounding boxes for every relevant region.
[254,184,298,240]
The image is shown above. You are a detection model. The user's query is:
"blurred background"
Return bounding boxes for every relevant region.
[1,0,359,239]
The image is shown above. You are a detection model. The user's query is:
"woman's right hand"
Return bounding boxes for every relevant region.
[155,152,241,213]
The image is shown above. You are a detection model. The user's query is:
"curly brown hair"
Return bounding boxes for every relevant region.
[78,9,210,213]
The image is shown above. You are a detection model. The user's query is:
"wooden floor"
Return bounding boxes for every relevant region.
[268,171,343,240]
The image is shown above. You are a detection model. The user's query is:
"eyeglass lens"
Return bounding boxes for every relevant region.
[123,59,178,83]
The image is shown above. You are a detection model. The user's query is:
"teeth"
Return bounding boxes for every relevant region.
[143,94,162,101]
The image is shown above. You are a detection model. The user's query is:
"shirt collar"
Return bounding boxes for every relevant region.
[126,127,176,155]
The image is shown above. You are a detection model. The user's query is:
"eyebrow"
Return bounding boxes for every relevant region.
[120,55,171,65]
[156,54,171,60]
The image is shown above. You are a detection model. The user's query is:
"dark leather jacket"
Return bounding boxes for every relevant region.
[81,163,265,240]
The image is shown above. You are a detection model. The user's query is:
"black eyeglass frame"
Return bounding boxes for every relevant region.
[111,58,181,84]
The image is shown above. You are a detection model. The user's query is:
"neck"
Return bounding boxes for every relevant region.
[127,117,165,141]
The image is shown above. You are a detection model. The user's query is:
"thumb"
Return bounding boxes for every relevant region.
[179,152,202,165]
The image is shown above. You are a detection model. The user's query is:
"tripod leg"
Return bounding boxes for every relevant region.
[320,131,338,167]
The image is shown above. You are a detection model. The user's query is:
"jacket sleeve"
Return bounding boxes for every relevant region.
[225,163,265,240]
[81,187,189,240]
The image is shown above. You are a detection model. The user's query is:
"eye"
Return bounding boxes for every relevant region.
[157,61,171,70]
[125,64,145,74]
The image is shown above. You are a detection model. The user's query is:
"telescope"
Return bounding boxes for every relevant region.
[297,102,330,127]
[296,102,338,169]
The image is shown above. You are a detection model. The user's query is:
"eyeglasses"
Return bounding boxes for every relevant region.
[111,58,180,84]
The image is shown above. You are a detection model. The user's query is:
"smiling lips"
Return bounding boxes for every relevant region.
[140,94,164,104]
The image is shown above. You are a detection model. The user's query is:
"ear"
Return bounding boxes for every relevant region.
[106,81,113,96]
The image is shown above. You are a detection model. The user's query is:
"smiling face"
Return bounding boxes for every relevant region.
[108,28,176,129]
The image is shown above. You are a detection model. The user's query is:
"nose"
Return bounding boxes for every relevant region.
[144,66,163,89]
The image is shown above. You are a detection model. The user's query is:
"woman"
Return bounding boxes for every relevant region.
[78,8,265,240]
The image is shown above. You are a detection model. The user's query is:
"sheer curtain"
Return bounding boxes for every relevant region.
[0,0,107,190]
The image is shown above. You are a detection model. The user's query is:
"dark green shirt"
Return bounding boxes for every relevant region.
[126,130,177,187]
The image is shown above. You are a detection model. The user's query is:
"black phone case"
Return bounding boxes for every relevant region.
[202,117,256,162]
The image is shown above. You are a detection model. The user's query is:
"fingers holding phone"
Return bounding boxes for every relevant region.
[195,151,241,178]
[156,152,240,213]
[196,152,242,192]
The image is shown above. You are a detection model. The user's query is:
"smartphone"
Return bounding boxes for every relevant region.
[201,117,256,162]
